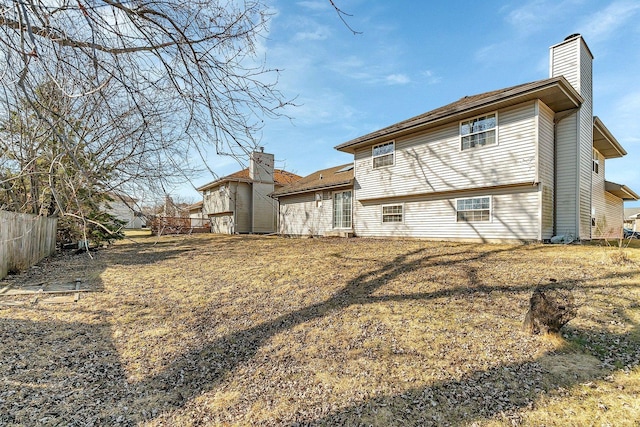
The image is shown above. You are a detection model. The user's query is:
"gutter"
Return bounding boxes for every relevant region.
[271,180,354,199]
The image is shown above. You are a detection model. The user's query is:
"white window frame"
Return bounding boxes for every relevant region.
[333,190,352,229]
[372,141,395,169]
[592,149,600,174]
[382,204,404,223]
[455,196,492,222]
[460,112,498,151]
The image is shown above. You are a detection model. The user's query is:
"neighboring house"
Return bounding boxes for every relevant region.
[272,164,354,237]
[187,201,207,228]
[105,193,144,229]
[624,208,640,231]
[197,150,301,234]
[276,34,637,242]
[160,195,189,218]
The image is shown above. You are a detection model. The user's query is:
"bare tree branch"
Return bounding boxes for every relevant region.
[328,0,362,35]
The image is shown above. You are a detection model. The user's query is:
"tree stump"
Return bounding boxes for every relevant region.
[523,283,577,334]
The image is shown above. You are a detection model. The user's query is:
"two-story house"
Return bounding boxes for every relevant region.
[274,35,637,242]
[198,150,301,234]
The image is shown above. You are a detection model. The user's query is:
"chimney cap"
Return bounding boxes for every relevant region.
[564,33,581,41]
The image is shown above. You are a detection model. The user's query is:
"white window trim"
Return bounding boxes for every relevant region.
[459,112,499,152]
[372,140,395,169]
[381,203,404,224]
[333,190,352,229]
[455,196,492,223]
[592,149,600,174]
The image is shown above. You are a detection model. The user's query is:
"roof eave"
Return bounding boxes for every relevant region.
[605,181,639,201]
[196,177,252,192]
[335,77,583,153]
[593,116,626,158]
[272,180,354,198]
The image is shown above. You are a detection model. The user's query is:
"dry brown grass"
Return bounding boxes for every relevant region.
[1,234,639,426]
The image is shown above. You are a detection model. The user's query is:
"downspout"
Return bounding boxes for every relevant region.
[232,181,238,234]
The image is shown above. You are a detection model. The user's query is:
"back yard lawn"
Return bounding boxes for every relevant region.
[1,235,639,426]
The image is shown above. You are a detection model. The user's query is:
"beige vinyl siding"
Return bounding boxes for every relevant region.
[233,182,252,233]
[210,214,232,234]
[252,182,277,233]
[555,112,578,237]
[353,186,540,241]
[203,185,230,216]
[550,36,593,240]
[578,41,594,239]
[353,103,538,201]
[537,101,555,239]
[603,192,624,239]
[591,150,606,238]
[550,40,579,91]
[278,192,333,236]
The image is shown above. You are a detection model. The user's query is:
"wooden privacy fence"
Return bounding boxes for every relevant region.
[0,210,58,280]
[148,216,210,235]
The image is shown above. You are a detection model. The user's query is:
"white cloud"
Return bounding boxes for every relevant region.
[296,1,330,12]
[504,0,582,34]
[385,74,410,85]
[580,1,640,41]
[611,90,640,140]
[293,26,331,41]
[421,70,442,85]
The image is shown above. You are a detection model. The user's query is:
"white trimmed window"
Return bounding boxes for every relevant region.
[382,204,403,223]
[333,191,352,228]
[592,149,599,174]
[456,197,491,222]
[460,113,497,150]
[372,141,394,168]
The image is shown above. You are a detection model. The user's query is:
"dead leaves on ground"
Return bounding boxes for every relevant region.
[1,235,639,426]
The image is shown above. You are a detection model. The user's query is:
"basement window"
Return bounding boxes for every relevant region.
[456,196,491,222]
[382,204,403,223]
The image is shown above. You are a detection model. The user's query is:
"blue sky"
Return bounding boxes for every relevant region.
[185,0,640,206]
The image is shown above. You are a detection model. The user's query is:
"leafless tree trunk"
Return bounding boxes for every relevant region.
[0,0,293,237]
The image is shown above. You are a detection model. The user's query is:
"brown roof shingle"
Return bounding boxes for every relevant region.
[197,168,301,191]
[272,164,354,197]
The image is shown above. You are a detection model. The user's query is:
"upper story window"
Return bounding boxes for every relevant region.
[456,196,491,222]
[460,113,497,150]
[592,149,600,174]
[372,141,394,169]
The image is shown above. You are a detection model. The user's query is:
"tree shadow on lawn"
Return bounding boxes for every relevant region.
[1,239,639,425]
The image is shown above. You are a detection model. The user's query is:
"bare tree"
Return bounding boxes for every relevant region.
[0,0,294,240]
[0,0,358,243]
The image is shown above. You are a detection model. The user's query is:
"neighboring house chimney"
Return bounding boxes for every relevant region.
[249,149,274,183]
[550,34,594,240]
